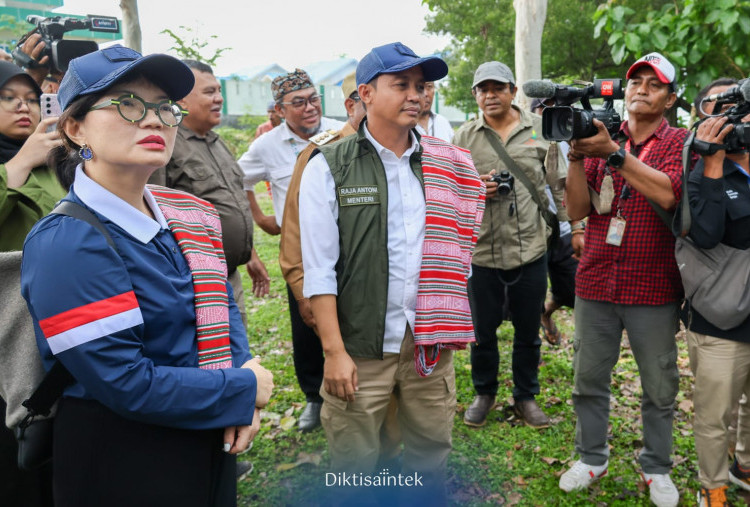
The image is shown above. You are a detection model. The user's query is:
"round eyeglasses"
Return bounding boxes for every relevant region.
[89,94,188,127]
[279,94,322,110]
[0,94,40,112]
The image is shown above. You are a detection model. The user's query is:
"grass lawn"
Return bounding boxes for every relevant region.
[236,189,745,506]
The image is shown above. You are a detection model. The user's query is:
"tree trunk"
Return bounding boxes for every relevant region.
[513,0,547,111]
[119,0,142,53]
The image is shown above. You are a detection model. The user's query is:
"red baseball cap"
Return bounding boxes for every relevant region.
[626,52,676,87]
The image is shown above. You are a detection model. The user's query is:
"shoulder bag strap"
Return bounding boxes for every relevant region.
[20,200,120,428]
[482,128,549,214]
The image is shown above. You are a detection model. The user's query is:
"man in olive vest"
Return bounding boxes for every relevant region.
[299,42,484,501]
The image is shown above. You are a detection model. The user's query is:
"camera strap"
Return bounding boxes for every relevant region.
[617,136,677,231]
[10,47,45,70]
[482,128,559,248]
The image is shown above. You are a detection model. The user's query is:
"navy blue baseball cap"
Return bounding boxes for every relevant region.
[58,45,195,110]
[356,42,448,86]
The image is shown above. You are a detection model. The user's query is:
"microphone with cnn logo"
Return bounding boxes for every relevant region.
[522,78,624,141]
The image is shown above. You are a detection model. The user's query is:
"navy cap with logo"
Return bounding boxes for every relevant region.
[58,44,195,111]
[356,42,448,86]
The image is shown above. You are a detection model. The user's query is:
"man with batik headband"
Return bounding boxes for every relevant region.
[299,42,485,500]
[239,68,343,432]
[280,71,364,330]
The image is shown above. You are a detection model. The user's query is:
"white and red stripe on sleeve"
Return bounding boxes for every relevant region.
[38,291,143,355]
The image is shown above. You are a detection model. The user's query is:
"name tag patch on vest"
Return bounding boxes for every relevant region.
[338,186,380,206]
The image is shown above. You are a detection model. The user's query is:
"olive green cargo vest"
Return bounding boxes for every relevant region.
[316,124,424,359]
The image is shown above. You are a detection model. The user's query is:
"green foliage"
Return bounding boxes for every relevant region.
[236,114,266,133]
[422,0,671,112]
[0,14,31,47]
[594,0,750,105]
[160,25,231,66]
[214,126,253,160]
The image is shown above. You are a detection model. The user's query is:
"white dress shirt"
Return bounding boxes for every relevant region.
[238,117,344,227]
[299,125,425,353]
[415,112,454,143]
[74,165,169,241]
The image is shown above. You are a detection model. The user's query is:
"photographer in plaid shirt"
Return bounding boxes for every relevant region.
[559,52,691,507]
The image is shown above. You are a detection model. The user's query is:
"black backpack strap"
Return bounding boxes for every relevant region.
[19,200,119,432]
[51,200,119,253]
[17,362,74,433]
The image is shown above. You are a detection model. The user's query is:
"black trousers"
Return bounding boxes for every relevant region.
[287,284,324,402]
[0,398,53,507]
[53,398,236,507]
[468,255,548,401]
[547,233,578,309]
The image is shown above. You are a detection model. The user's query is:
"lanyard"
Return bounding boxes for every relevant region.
[614,137,658,216]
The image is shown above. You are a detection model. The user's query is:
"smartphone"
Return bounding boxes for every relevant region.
[40,93,61,132]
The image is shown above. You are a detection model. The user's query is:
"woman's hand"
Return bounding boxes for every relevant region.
[5,117,62,188]
[223,408,261,454]
[242,357,273,408]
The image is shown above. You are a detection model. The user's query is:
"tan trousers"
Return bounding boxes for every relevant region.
[688,330,750,488]
[227,269,247,329]
[320,328,456,477]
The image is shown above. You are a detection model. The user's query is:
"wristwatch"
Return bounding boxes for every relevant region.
[606,148,627,169]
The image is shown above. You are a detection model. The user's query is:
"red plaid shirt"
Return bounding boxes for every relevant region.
[576,119,689,305]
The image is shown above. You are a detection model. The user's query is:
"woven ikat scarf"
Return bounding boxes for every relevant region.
[149,186,233,369]
[414,136,485,376]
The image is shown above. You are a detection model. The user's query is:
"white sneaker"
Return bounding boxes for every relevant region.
[642,472,679,507]
[559,460,608,492]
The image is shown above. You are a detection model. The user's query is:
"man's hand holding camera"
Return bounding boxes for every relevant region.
[569,119,621,162]
[696,116,733,179]
[481,169,500,198]
[16,33,50,86]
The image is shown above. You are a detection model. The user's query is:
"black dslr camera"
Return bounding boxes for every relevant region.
[695,80,750,154]
[12,15,119,73]
[490,170,514,196]
[522,79,624,142]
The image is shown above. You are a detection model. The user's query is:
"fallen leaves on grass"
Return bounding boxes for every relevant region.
[274,451,323,472]
[279,416,296,431]
[678,399,693,413]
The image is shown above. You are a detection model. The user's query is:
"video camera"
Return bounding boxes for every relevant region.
[522,79,624,142]
[695,79,750,154]
[12,15,119,73]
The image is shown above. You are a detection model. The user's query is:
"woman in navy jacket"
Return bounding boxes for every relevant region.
[20,46,273,507]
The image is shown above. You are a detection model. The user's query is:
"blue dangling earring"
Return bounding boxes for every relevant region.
[78,144,93,161]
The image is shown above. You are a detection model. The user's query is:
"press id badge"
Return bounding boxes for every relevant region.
[605,217,626,246]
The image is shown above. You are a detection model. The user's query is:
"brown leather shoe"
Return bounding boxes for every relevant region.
[514,399,550,429]
[463,394,496,427]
